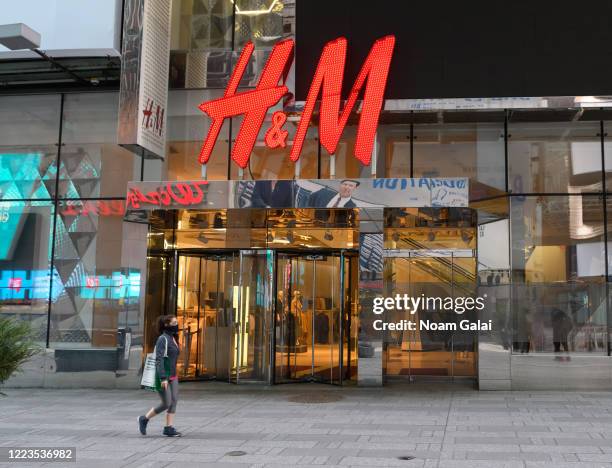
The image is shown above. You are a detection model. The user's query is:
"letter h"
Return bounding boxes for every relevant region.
[198,40,294,169]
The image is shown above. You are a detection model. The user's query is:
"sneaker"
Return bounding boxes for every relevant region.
[138,416,148,435]
[163,426,182,437]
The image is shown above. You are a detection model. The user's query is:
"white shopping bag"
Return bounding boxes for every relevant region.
[140,353,157,390]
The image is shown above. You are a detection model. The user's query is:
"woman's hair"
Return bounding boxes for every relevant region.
[157,314,176,335]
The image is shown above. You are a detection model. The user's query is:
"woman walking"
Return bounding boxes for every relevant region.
[138,315,182,437]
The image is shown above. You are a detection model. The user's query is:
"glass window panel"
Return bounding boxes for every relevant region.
[0,95,61,146]
[320,127,371,179]
[50,200,140,349]
[608,198,612,281]
[236,250,272,382]
[0,201,54,345]
[380,125,411,178]
[60,93,139,198]
[0,149,58,200]
[171,0,233,50]
[510,195,606,354]
[234,0,285,49]
[604,122,612,192]
[413,123,505,191]
[169,0,233,88]
[508,121,602,194]
[165,89,229,181]
[0,95,60,200]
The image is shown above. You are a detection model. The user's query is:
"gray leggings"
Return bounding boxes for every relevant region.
[153,379,178,414]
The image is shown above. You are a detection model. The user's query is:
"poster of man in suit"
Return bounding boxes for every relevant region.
[308,179,360,208]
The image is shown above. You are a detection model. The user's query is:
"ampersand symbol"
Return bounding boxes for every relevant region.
[265,111,289,149]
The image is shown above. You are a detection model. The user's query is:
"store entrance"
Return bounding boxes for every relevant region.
[383,250,478,380]
[274,252,354,384]
[175,253,238,381]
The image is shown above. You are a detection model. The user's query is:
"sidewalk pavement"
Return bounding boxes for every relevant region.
[2,381,612,468]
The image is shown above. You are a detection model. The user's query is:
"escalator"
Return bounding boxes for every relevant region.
[389,236,476,297]
[383,239,478,380]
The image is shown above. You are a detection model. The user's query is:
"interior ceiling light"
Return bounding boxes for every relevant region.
[230,0,281,16]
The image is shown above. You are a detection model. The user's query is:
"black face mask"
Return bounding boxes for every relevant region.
[165,324,179,335]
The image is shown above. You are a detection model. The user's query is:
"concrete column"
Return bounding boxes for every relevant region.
[357,208,384,386]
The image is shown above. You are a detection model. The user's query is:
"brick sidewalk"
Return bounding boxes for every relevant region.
[2,382,612,467]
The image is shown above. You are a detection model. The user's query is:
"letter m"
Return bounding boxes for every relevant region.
[290,36,395,166]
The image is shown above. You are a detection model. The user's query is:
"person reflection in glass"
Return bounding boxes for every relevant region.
[552,308,572,353]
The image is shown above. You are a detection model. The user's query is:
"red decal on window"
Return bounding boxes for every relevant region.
[126,182,209,209]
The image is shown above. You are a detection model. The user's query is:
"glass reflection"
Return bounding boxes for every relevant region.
[175,254,237,380]
[508,121,601,194]
[50,201,140,349]
[510,196,607,353]
[275,253,346,384]
[0,202,54,345]
[383,208,478,379]
[412,123,505,191]
[171,208,359,250]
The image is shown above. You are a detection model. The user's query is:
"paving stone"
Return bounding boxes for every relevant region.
[2,383,612,467]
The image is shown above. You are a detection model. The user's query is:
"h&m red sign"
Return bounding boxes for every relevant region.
[198,36,396,169]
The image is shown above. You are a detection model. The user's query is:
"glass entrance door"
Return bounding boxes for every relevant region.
[176,253,238,381]
[383,250,477,380]
[274,252,350,384]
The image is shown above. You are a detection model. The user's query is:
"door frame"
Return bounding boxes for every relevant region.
[272,249,356,385]
[382,248,478,382]
[173,249,239,382]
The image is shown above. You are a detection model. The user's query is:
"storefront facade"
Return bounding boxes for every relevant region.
[2,0,612,390]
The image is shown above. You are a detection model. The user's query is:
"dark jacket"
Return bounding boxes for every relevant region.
[308,188,356,225]
[155,332,180,381]
[251,180,294,208]
[308,188,356,208]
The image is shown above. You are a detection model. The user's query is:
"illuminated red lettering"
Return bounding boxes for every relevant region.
[198,36,395,168]
[291,36,395,165]
[198,40,294,168]
[265,111,288,148]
